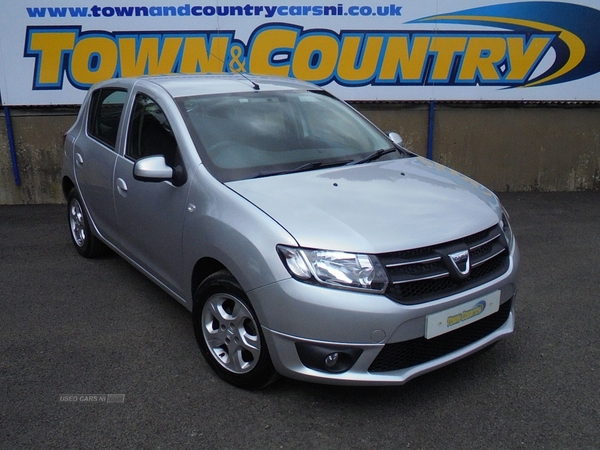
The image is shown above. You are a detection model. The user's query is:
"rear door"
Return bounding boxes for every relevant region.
[73,88,127,246]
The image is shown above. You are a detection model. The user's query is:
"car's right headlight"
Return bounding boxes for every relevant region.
[500,206,514,249]
[277,245,389,293]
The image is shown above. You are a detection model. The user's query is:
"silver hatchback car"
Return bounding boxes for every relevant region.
[62,74,519,389]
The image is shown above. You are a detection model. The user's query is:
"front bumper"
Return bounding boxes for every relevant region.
[248,244,519,385]
[264,305,513,385]
[249,242,519,385]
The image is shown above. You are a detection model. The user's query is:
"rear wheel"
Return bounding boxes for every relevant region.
[193,270,279,389]
[67,188,106,258]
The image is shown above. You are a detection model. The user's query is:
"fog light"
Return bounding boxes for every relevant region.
[295,342,362,374]
[325,353,339,368]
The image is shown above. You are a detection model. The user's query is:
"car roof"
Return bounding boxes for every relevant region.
[96,73,321,98]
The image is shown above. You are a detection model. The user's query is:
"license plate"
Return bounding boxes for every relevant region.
[425,291,501,339]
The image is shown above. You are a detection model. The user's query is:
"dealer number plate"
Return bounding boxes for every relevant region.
[425,291,501,339]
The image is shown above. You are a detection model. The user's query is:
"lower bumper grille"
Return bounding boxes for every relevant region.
[368,298,513,373]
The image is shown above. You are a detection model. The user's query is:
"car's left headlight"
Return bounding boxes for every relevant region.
[277,245,389,292]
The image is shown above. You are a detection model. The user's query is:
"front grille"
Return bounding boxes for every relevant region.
[368,298,512,373]
[380,225,509,305]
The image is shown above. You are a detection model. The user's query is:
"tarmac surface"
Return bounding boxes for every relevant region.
[1,191,599,449]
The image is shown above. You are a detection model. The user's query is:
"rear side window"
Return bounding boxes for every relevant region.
[87,88,127,150]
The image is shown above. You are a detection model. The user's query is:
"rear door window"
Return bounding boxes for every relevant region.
[87,88,128,150]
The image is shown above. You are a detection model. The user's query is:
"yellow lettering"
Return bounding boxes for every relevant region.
[119,37,182,77]
[459,37,506,81]
[180,36,229,73]
[447,314,462,327]
[429,37,468,81]
[292,35,339,82]
[505,36,551,81]
[71,37,117,85]
[29,32,76,85]
[25,26,556,92]
[337,36,383,82]
[379,36,430,82]
[248,28,298,76]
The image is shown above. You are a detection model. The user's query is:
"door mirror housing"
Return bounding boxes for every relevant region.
[388,132,403,146]
[133,155,173,182]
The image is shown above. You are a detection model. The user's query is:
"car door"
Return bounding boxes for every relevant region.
[74,88,127,245]
[113,92,190,296]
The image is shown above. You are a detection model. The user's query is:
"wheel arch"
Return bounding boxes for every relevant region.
[62,176,75,202]
[191,257,228,302]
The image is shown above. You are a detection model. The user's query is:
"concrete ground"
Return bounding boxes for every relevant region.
[1,191,599,449]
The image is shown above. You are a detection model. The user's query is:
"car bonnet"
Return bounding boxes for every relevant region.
[226,157,501,254]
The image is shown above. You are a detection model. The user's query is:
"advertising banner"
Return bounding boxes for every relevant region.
[1,0,600,105]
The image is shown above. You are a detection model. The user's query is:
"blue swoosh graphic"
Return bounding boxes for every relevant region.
[410,2,600,87]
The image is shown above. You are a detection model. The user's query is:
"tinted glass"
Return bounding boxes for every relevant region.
[127,94,177,166]
[177,90,399,182]
[87,89,127,150]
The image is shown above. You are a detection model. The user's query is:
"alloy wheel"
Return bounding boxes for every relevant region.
[201,293,261,374]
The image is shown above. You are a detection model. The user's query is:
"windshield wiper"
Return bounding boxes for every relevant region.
[347,148,397,166]
[253,159,353,179]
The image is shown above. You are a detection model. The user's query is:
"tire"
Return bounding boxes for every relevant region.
[67,188,106,258]
[193,270,279,389]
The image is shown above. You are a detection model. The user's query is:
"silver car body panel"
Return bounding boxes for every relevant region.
[249,245,518,343]
[228,157,501,254]
[61,74,519,385]
[264,313,514,386]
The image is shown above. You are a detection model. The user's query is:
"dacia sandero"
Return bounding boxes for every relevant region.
[62,74,519,389]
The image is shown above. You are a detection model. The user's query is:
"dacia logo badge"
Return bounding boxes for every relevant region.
[449,249,471,276]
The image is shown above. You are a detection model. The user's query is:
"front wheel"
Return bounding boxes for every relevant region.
[67,188,106,258]
[193,270,279,389]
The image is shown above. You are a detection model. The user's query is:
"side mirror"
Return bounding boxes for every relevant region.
[133,155,173,182]
[388,132,403,146]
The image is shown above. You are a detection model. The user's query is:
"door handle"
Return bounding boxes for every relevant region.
[116,178,128,196]
[75,153,84,166]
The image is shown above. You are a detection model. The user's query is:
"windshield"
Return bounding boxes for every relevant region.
[177,90,402,182]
